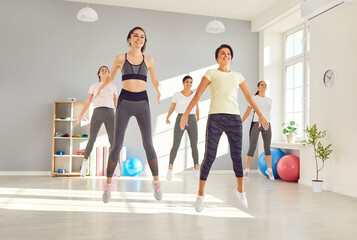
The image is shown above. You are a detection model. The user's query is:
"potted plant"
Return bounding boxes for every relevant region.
[301,124,333,192]
[282,121,298,143]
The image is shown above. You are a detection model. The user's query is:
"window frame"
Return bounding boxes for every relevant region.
[283,24,309,140]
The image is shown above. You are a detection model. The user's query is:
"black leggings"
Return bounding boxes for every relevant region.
[107,90,158,177]
[200,114,243,180]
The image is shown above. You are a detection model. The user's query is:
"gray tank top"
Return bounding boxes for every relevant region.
[121,53,148,82]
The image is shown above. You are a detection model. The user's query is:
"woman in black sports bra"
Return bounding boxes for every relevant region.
[96,26,162,202]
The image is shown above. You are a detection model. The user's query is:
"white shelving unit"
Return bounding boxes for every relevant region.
[51,101,90,176]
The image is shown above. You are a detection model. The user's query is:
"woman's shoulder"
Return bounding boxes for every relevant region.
[231,70,244,77]
[143,55,154,66]
[90,82,99,88]
[173,91,181,97]
[205,69,217,74]
[113,53,125,62]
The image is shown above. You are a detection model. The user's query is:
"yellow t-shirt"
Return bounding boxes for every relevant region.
[204,69,245,115]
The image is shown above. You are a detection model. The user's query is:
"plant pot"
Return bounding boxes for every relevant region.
[312,180,323,192]
[286,134,296,143]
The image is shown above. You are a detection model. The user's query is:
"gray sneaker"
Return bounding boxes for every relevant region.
[102,183,112,203]
[80,161,89,177]
[152,181,162,201]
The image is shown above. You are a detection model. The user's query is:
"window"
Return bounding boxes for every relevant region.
[284,25,308,137]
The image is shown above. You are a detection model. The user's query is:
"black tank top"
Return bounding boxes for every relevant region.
[121,53,148,82]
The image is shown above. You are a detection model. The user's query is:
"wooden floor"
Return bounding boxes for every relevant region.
[0,172,356,240]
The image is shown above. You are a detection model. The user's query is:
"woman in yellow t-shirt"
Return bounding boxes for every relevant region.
[180,44,269,212]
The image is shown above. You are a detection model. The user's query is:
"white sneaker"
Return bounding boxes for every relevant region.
[80,161,89,177]
[233,189,248,208]
[195,195,204,212]
[265,168,275,181]
[193,168,199,181]
[167,169,173,181]
[244,168,249,180]
[102,183,112,203]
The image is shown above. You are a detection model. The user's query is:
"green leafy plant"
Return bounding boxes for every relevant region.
[282,121,298,135]
[301,124,333,181]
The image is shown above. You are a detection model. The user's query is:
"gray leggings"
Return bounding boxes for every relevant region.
[107,99,158,177]
[84,107,114,159]
[247,122,272,157]
[169,114,198,166]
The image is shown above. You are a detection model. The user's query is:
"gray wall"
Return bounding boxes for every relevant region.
[0,0,258,172]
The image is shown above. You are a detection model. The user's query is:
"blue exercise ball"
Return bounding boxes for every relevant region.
[258,148,286,179]
[124,158,143,177]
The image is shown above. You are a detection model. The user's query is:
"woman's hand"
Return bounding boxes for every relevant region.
[166,117,170,125]
[196,115,199,122]
[73,119,80,128]
[258,115,269,130]
[180,113,188,130]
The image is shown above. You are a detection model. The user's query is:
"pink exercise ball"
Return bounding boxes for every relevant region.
[277,155,300,182]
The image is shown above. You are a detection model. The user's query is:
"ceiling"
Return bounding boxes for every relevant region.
[65,0,283,20]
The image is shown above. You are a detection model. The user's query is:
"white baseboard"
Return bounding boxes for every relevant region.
[299,179,357,198]
[0,171,51,176]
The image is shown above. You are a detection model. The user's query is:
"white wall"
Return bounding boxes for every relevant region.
[262,31,284,142]
[305,1,357,197]
[257,1,357,197]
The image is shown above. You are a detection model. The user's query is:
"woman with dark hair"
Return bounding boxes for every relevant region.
[166,76,200,181]
[180,44,269,212]
[73,66,118,177]
[96,27,162,202]
[241,81,273,180]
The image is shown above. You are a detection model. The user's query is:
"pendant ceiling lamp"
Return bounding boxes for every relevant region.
[206,18,225,33]
[206,0,225,33]
[77,0,98,22]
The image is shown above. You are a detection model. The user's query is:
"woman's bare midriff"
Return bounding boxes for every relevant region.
[122,80,147,92]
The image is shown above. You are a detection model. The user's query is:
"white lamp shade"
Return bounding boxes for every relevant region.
[206,20,225,33]
[77,7,98,22]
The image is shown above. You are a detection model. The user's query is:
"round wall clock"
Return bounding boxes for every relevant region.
[323,69,336,87]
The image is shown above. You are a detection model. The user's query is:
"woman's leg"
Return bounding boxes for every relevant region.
[81,109,103,176]
[244,122,260,178]
[260,124,274,180]
[261,123,272,168]
[224,115,244,191]
[169,114,185,168]
[135,100,162,200]
[84,109,103,160]
[134,101,158,180]
[103,108,115,148]
[187,114,199,168]
[199,114,224,194]
[106,100,131,184]
[246,122,260,169]
[225,115,248,208]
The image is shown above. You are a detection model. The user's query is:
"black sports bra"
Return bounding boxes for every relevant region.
[121,53,148,82]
